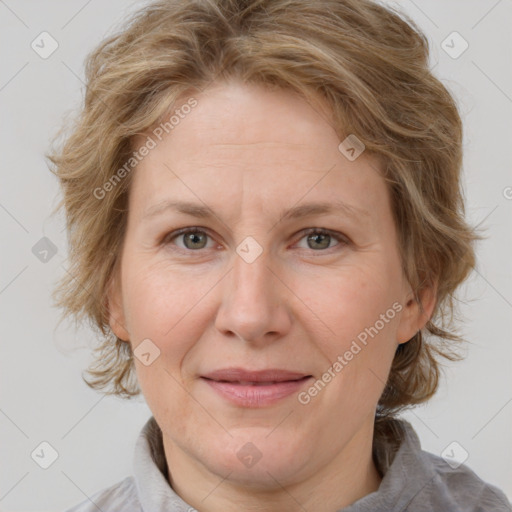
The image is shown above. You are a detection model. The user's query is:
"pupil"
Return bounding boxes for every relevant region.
[309,233,330,250]
[186,232,205,249]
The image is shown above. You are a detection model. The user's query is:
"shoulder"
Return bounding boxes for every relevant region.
[376,418,512,512]
[64,476,141,512]
[414,449,512,511]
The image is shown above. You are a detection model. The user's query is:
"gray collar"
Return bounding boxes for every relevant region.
[132,416,436,512]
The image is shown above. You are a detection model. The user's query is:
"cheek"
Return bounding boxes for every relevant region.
[315,271,402,404]
[121,257,220,382]
[301,266,401,355]
[122,257,203,338]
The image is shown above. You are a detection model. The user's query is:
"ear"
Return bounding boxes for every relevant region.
[105,269,130,342]
[396,278,437,345]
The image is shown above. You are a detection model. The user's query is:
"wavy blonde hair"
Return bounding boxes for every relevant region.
[47,0,481,422]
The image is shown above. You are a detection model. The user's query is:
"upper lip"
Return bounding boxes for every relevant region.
[201,368,311,383]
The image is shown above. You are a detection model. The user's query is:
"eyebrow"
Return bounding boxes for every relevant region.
[142,199,370,224]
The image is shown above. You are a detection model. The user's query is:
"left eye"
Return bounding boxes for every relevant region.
[295,229,346,251]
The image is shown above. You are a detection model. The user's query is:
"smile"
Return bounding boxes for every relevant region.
[200,368,312,407]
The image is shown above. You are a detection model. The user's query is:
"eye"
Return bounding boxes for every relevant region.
[295,228,348,251]
[163,228,216,251]
[162,227,349,253]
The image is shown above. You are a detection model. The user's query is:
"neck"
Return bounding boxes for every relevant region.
[162,417,382,512]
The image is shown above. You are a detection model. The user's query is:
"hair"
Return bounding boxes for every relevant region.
[47,0,481,427]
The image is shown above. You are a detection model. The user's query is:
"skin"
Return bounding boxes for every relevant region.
[108,79,436,512]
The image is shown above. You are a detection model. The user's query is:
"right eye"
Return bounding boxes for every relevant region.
[162,227,217,252]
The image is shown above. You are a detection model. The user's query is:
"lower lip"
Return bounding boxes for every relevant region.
[202,377,311,407]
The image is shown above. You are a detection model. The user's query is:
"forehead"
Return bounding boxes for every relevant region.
[128,81,387,224]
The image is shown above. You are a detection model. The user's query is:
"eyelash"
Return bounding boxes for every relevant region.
[161,227,349,255]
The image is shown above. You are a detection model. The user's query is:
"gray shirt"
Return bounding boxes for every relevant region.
[66,416,512,512]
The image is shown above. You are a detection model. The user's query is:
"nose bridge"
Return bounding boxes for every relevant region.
[215,247,289,343]
[232,251,270,303]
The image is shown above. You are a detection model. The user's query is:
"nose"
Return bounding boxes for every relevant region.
[214,250,292,346]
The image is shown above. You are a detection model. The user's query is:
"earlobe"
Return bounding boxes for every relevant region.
[396,279,438,345]
[106,272,130,342]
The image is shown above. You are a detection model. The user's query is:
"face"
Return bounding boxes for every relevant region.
[108,80,432,491]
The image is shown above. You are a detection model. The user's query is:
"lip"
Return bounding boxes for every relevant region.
[201,368,312,407]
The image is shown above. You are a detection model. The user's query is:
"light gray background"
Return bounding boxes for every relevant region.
[1,1,511,510]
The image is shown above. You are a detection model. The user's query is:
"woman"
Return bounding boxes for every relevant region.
[48,0,512,510]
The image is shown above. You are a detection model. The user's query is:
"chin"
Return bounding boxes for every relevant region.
[198,432,311,488]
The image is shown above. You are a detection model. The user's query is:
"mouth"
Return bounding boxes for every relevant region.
[200,368,313,407]
[202,368,311,383]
